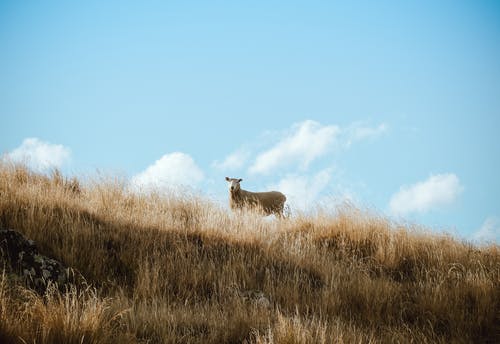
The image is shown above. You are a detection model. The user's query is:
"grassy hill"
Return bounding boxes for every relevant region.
[0,163,498,343]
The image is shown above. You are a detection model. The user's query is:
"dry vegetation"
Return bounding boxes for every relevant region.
[0,163,498,343]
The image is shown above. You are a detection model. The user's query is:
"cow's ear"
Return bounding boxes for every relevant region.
[225,177,230,181]
[238,179,243,182]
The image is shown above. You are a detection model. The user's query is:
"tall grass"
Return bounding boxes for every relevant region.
[0,163,498,343]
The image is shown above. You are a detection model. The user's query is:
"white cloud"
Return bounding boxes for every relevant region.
[131,152,204,192]
[345,123,388,147]
[212,148,251,171]
[249,120,340,175]
[473,217,500,243]
[389,173,463,215]
[269,168,333,211]
[5,137,71,172]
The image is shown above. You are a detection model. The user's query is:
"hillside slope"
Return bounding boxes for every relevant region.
[0,164,498,343]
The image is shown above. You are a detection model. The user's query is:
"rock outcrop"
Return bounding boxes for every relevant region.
[0,229,82,293]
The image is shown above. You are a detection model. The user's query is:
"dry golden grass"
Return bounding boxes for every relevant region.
[0,163,498,343]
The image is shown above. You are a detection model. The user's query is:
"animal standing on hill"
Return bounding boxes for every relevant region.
[225,177,287,217]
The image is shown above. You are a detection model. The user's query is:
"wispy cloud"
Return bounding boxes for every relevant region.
[249,120,340,175]
[473,217,500,243]
[212,148,252,171]
[131,152,204,192]
[4,137,71,172]
[269,168,333,211]
[212,120,388,176]
[389,173,463,215]
[344,122,388,147]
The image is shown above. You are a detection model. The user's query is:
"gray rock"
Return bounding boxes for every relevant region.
[0,228,84,293]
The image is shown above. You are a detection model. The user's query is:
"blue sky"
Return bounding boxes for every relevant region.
[1,1,499,243]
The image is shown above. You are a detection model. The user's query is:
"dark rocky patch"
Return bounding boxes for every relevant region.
[0,228,84,293]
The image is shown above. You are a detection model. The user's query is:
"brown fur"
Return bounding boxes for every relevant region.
[226,178,286,217]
